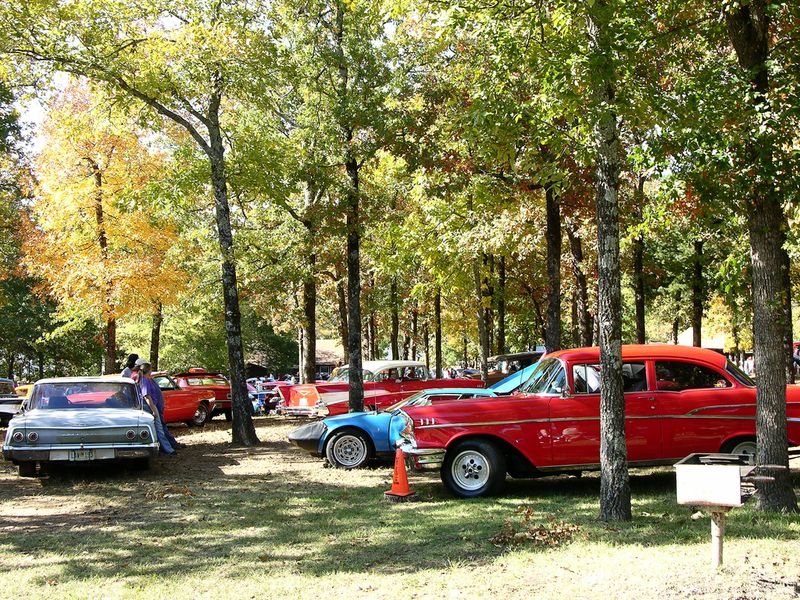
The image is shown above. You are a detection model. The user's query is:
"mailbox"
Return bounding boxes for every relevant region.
[675,453,755,508]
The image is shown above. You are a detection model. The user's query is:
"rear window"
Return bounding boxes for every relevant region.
[30,382,140,410]
[0,382,15,395]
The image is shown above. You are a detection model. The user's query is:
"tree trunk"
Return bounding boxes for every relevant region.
[302,250,316,384]
[473,254,491,384]
[781,249,794,384]
[424,322,430,370]
[345,157,363,412]
[726,0,797,512]
[89,161,117,374]
[402,333,410,360]
[149,301,162,370]
[692,239,704,347]
[588,0,631,521]
[336,277,348,363]
[390,279,400,359]
[207,104,258,446]
[633,177,647,344]
[370,312,378,360]
[545,186,562,352]
[37,350,44,380]
[497,256,506,354]
[434,288,443,378]
[411,306,418,360]
[571,291,579,347]
[566,222,592,347]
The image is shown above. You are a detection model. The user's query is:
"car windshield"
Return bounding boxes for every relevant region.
[0,381,15,395]
[385,391,427,412]
[328,368,375,383]
[519,358,567,394]
[29,382,140,410]
[726,361,755,387]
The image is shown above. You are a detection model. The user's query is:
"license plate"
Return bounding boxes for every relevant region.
[69,450,95,461]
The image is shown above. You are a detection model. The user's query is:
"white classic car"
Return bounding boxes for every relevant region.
[2,377,158,477]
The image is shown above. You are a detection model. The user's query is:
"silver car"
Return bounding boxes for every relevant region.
[2,377,158,477]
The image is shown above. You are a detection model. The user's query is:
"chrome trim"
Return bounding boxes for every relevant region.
[415,413,761,430]
[537,458,681,472]
[686,403,756,415]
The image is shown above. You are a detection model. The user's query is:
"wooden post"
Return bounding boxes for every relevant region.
[710,508,727,569]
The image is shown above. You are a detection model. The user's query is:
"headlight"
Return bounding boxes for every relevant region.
[397,411,415,447]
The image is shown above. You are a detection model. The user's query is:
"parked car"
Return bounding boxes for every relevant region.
[276,360,486,417]
[486,350,546,385]
[0,378,21,427]
[288,388,501,468]
[2,377,158,477]
[397,345,800,498]
[151,373,216,426]
[171,368,232,421]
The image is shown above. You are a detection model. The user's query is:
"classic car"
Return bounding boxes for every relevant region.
[397,345,800,498]
[288,388,501,469]
[0,378,21,427]
[486,350,546,385]
[2,377,158,477]
[171,368,232,420]
[152,373,216,426]
[276,360,485,417]
[252,380,290,414]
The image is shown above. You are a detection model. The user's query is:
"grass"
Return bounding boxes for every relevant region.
[1,417,799,599]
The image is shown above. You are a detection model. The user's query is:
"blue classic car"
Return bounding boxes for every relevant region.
[2,377,159,477]
[287,362,540,468]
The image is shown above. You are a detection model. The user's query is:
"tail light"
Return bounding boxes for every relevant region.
[140,430,150,440]
[12,431,24,443]
[126,430,136,440]
[27,431,39,442]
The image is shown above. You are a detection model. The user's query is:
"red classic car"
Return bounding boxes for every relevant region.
[171,368,232,421]
[152,373,217,426]
[398,345,800,498]
[276,360,485,417]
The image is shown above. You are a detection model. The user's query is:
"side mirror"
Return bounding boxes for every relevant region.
[558,388,572,399]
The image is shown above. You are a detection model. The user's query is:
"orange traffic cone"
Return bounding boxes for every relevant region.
[384,447,418,502]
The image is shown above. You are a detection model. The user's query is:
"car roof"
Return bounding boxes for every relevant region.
[545,344,727,367]
[35,376,137,385]
[340,360,426,372]
[488,351,545,362]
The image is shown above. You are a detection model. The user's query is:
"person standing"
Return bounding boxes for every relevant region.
[133,358,175,455]
[121,354,138,379]
[141,362,181,450]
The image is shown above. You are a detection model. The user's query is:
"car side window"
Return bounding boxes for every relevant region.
[573,362,647,394]
[573,364,601,394]
[655,361,731,391]
[154,376,174,391]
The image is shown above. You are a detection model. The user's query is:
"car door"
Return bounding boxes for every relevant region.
[654,359,752,459]
[550,361,660,467]
[155,375,193,422]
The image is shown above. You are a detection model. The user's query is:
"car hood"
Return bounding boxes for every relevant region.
[324,410,384,425]
[14,408,148,428]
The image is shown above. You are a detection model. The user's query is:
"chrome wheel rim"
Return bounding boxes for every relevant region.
[193,405,208,425]
[451,450,490,491]
[332,435,367,467]
[730,440,756,456]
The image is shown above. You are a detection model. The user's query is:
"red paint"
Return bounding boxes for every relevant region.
[404,345,800,470]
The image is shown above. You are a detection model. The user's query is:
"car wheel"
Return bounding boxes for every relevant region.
[224,409,233,422]
[18,461,37,477]
[441,439,506,498]
[325,429,372,469]
[726,438,756,457]
[186,402,210,427]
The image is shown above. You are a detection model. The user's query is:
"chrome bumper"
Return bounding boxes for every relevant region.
[399,443,445,471]
[2,443,159,462]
